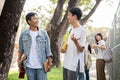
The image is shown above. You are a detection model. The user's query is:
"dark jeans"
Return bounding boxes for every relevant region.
[85,68,89,80]
[77,60,84,80]
[78,72,84,80]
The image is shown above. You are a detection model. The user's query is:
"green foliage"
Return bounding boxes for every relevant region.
[79,0,92,6]
[51,0,92,6]
[47,67,63,80]
[8,67,62,80]
[50,0,93,12]
[19,11,29,32]
[51,0,58,4]
[20,6,52,31]
[19,0,94,31]
[79,0,94,17]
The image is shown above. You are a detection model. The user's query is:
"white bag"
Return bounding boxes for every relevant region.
[84,49,92,69]
[103,48,113,63]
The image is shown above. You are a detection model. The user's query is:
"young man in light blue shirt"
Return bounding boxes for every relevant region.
[18,12,52,80]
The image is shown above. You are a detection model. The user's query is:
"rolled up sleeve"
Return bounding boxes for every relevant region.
[18,33,24,54]
[44,31,52,57]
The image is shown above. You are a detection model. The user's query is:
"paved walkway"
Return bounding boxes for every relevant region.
[89,57,97,80]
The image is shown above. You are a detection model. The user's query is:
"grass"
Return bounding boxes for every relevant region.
[8,67,63,80]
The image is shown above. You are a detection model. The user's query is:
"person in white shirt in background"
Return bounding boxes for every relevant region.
[91,33,106,80]
[84,43,92,80]
[61,7,87,80]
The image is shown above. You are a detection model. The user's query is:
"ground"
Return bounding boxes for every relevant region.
[9,53,110,80]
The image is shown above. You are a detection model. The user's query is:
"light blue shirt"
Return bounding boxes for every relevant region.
[18,28,52,68]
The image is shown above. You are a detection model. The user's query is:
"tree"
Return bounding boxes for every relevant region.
[0,0,26,79]
[0,1,102,79]
[46,0,102,67]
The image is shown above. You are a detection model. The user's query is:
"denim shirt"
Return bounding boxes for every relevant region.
[18,28,52,67]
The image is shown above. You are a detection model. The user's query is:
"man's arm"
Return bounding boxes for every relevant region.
[17,52,23,62]
[44,31,53,66]
[47,57,52,65]
[17,33,24,67]
[71,30,86,52]
[74,40,85,52]
[17,52,23,67]
[44,30,52,57]
[71,35,84,52]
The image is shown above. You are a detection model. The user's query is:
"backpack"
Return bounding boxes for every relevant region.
[84,49,92,69]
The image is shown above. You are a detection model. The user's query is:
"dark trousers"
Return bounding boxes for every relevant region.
[85,69,89,80]
[96,59,106,80]
[63,67,77,80]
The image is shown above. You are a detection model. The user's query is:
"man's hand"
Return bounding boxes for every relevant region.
[71,34,81,43]
[17,60,22,67]
[48,58,53,67]
[60,48,66,53]
[17,60,23,72]
[71,34,84,52]
[17,55,27,68]
[44,58,53,72]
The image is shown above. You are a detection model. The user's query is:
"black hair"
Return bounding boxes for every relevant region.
[69,7,82,20]
[95,33,103,44]
[26,12,38,25]
[88,44,92,54]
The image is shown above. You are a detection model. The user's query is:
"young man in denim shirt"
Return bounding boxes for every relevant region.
[17,12,52,80]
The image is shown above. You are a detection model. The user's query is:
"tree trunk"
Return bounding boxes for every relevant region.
[47,0,102,67]
[0,0,26,79]
[46,0,80,67]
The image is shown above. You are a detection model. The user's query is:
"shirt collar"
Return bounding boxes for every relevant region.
[24,27,43,37]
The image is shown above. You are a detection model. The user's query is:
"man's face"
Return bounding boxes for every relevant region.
[67,12,76,24]
[28,15,39,27]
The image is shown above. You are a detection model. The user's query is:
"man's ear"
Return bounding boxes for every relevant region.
[74,15,77,20]
[28,20,31,24]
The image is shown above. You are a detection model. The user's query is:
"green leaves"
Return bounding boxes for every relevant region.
[79,0,92,6]
[51,0,58,4]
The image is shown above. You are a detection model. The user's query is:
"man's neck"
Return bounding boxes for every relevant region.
[72,21,81,28]
[29,26,38,31]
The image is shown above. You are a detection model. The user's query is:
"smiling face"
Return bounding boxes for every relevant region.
[95,35,101,41]
[28,14,39,27]
[95,34,103,42]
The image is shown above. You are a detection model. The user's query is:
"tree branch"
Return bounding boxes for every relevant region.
[80,0,102,25]
[50,0,66,25]
[57,0,80,42]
